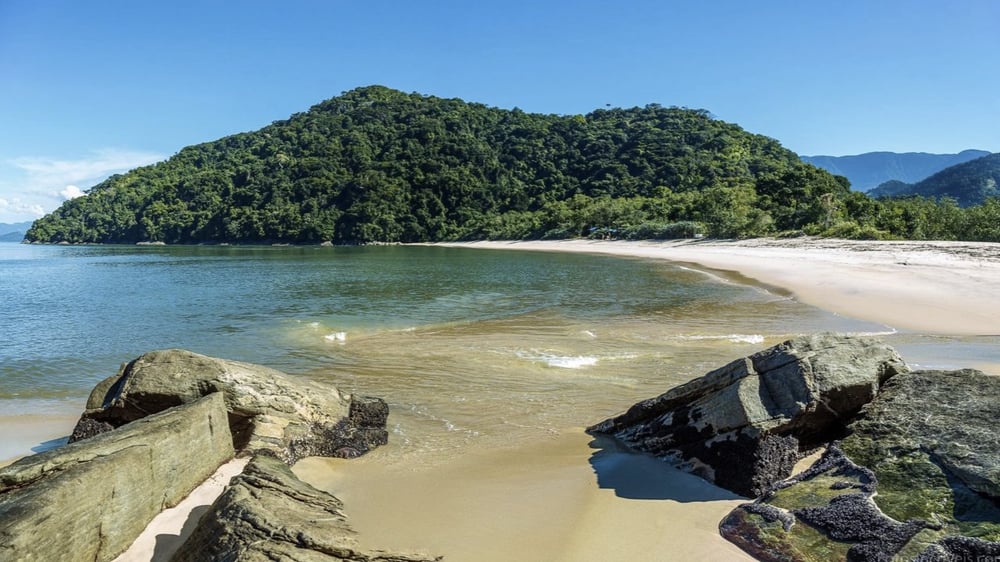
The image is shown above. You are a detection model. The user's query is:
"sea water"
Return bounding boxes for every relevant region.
[1,242,996,463]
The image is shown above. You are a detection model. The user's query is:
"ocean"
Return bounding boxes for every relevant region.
[1,241,997,464]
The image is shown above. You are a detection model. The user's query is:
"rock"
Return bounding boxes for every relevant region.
[71,349,389,464]
[0,393,233,562]
[588,334,907,497]
[171,454,440,562]
[844,369,1000,505]
[720,369,1000,561]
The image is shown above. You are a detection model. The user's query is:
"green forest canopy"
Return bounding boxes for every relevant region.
[26,86,1000,244]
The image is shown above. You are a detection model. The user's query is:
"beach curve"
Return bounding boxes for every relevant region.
[433,238,1000,337]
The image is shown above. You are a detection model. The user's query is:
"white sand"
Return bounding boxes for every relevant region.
[437,238,1000,336]
[114,457,249,562]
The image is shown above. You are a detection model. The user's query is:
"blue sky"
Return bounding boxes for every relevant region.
[1,0,998,223]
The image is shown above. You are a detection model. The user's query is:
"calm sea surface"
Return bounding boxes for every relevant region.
[2,242,997,463]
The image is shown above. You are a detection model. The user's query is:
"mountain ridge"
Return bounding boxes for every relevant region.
[0,221,32,242]
[868,152,1000,206]
[801,149,989,192]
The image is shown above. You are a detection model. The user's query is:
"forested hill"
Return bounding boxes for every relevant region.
[868,153,1000,207]
[27,86,849,244]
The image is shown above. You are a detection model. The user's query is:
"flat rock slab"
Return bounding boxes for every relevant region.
[0,393,233,562]
[589,334,907,497]
[721,369,1000,561]
[71,349,390,464]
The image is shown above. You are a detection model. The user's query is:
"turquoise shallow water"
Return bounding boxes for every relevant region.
[1,242,996,461]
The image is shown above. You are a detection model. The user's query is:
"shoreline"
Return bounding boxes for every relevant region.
[5,237,999,560]
[432,238,1000,336]
[0,413,79,468]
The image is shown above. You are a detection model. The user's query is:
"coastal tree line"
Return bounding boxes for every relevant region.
[25,86,1000,244]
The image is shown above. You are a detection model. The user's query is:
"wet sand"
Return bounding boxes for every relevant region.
[438,238,1000,336]
[0,413,78,467]
[294,430,754,561]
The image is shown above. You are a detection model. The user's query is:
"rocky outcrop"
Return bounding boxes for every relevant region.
[720,369,1000,561]
[588,334,907,497]
[0,393,233,562]
[171,454,440,562]
[71,349,389,464]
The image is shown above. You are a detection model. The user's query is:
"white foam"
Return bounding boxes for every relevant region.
[516,350,599,369]
[675,265,731,285]
[846,328,899,337]
[324,331,347,343]
[547,355,599,369]
[676,334,765,344]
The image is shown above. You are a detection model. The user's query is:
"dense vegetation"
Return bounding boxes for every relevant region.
[25,86,1000,244]
[869,152,1000,207]
[801,150,989,192]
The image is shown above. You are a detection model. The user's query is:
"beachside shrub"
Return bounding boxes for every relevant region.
[619,221,705,239]
[820,221,894,240]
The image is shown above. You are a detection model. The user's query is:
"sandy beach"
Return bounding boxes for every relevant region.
[439,238,1000,336]
[295,430,754,562]
[5,237,999,561]
[0,413,79,468]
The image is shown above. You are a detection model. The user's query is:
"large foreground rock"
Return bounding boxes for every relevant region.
[172,454,440,562]
[588,334,907,497]
[721,369,1000,561]
[71,349,389,464]
[0,393,233,562]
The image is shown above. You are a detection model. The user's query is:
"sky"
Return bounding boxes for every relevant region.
[1,0,998,223]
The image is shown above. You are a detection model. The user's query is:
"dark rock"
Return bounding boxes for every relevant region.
[916,535,1000,561]
[795,494,928,559]
[68,416,114,441]
[171,454,440,562]
[71,349,389,464]
[721,445,914,562]
[0,393,233,562]
[589,334,906,497]
[720,369,1000,561]
[708,432,801,501]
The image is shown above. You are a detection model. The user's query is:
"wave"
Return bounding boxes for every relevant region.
[323,331,347,343]
[675,264,778,297]
[515,350,600,369]
[675,334,766,344]
[547,355,600,369]
[843,328,899,337]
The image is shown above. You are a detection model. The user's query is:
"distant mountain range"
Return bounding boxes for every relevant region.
[867,153,1000,207]
[0,221,32,242]
[801,150,990,192]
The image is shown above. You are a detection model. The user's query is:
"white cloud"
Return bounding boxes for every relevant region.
[60,185,87,200]
[11,148,165,195]
[0,197,46,219]
[0,148,166,222]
